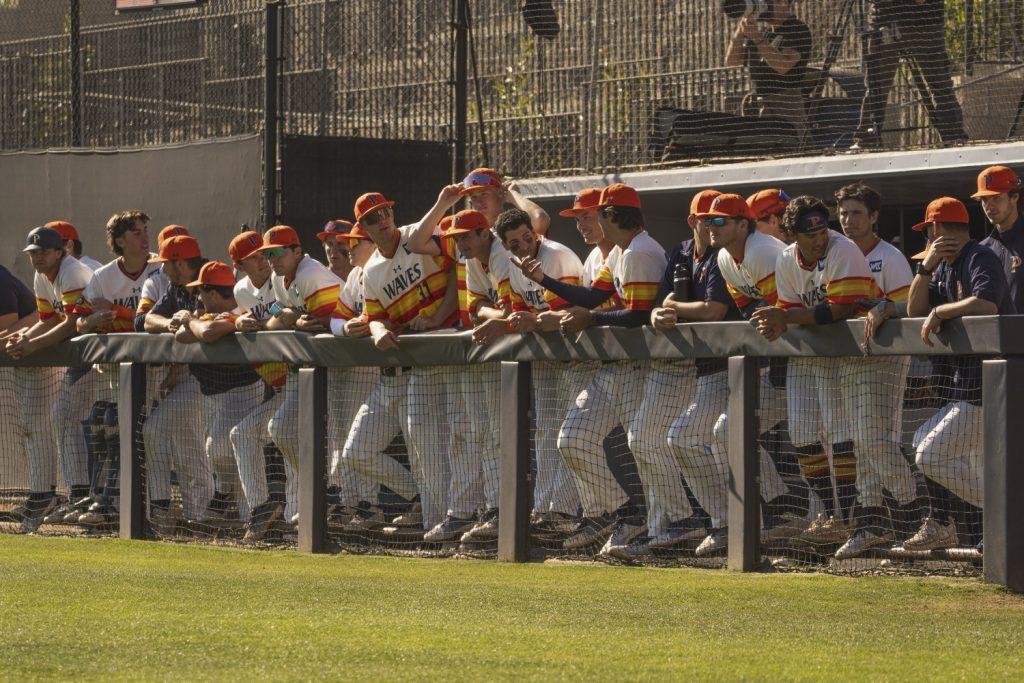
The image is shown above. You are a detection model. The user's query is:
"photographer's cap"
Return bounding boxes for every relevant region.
[696,193,754,220]
[24,226,65,252]
[971,166,1021,199]
[559,188,602,217]
[598,183,642,209]
[689,189,722,216]
[747,189,791,220]
[912,197,969,232]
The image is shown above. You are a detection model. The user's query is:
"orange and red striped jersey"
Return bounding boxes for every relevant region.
[271,254,342,319]
[32,255,93,321]
[507,238,583,313]
[592,231,666,312]
[775,230,881,312]
[716,230,786,313]
[78,257,163,332]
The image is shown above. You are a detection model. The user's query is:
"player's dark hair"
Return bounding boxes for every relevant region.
[834,182,882,215]
[106,210,149,256]
[199,284,235,299]
[782,195,831,239]
[72,239,83,257]
[601,205,644,232]
[185,256,204,273]
[494,208,532,242]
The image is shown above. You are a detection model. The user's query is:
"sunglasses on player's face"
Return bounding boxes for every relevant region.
[704,216,730,227]
[263,247,287,259]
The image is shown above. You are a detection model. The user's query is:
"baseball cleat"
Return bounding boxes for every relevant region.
[461,508,499,542]
[391,502,422,528]
[63,497,94,524]
[796,513,849,545]
[77,502,113,526]
[19,494,57,533]
[563,513,616,550]
[834,527,894,560]
[42,498,71,525]
[603,537,653,561]
[243,500,284,542]
[648,515,709,549]
[424,515,476,543]
[343,503,389,532]
[149,506,178,536]
[598,521,647,558]
[762,511,810,542]
[531,511,577,536]
[901,516,958,552]
[695,527,728,557]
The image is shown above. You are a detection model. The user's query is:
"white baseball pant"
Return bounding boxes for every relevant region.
[267,375,312,522]
[404,366,453,528]
[786,357,849,447]
[327,367,379,507]
[15,366,59,493]
[461,362,502,509]
[531,361,582,516]
[914,400,983,507]
[0,368,28,491]
[229,388,283,512]
[628,360,697,536]
[52,366,98,490]
[204,383,263,521]
[445,365,484,517]
[142,371,213,520]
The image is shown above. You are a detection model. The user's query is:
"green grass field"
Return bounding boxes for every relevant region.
[1,536,1022,681]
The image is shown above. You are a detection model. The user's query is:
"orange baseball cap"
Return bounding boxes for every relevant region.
[598,183,642,209]
[971,165,1021,199]
[339,222,371,240]
[317,219,354,242]
[354,192,396,221]
[186,260,236,289]
[912,197,969,232]
[45,221,78,242]
[747,189,791,220]
[558,188,602,217]
[157,224,189,246]
[911,248,929,260]
[689,189,722,216]
[258,225,301,251]
[149,235,201,263]
[229,231,264,262]
[697,193,755,220]
[460,168,503,195]
[441,209,490,237]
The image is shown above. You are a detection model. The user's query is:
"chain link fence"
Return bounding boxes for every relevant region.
[1,1,1022,174]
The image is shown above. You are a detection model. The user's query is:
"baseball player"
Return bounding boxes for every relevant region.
[975,165,1023,313]
[46,221,103,271]
[512,183,667,555]
[493,207,584,534]
[173,261,266,528]
[832,182,928,558]
[74,211,163,526]
[405,201,510,541]
[340,191,460,535]
[4,227,94,530]
[225,231,291,541]
[258,225,344,527]
[135,225,190,322]
[460,167,550,237]
[137,235,218,529]
[902,197,1012,551]
[700,194,811,552]
[320,220,355,283]
[747,189,791,242]
[0,264,36,511]
[753,196,881,548]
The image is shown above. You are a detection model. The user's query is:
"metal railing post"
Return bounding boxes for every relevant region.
[982,358,1024,593]
[118,362,146,540]
[498,361,532,562]
[263,0,282,232]
[69,0,82,147]
[297,365,328,553]
[727,356,760,571]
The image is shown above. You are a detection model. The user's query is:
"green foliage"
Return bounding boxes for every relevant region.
[2,535,1023,680]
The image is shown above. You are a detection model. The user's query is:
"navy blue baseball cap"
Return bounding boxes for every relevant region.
[23,226,65,252]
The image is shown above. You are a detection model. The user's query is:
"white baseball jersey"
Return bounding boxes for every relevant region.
[508,238,583,312]
[716,229,786,313]
[593,231,666,312]
[271,254,342,319]
[33,254,93,322]
[465,237,513,315]
[863,237,913,302]
[79,256,162,332]
[329,265,367,337]
[234,274,279,323]
[362,224,456,329]
[137,267,170,316]
[582,246,622,310]
[775,230,880,310]
[77,255,102,272]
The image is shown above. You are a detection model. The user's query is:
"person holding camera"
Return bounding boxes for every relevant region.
[725,0,812,148]
[853,0,966,149]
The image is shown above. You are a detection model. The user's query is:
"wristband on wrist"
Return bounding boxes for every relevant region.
[813,302,835,325]
[916,262,934,277]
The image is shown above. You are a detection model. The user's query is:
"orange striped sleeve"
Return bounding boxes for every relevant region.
[305,284,341,318]
[756,273,778,306]
[593,264,615,292]
[826,276,876,305]
[544,275,580,311]
[36,297,57,321]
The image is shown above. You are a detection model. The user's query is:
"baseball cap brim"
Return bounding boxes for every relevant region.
[256,242,299,252]
[439,227,476,238]
[356,200,395,220]
[557,208,579,218]
[316,231,343,241]
[696,209,741,219]
[911,249,929,260]
[23,244,45,252]
[970,189,1004,199]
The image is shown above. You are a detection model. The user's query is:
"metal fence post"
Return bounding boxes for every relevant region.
[118,362,146,540]
[297,366,328,553]
[727,356,760,571]
[69,0,82,147]
[263,0,282,232]
[982,358,1024,593]
[452,0,468,180]
[498,361,531,562]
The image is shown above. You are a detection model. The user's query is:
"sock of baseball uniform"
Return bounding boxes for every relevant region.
[795,443,834,518]
[895,497,926,540]
[855,504,889,536]
[832,441,857,524]
[924,476,955,523]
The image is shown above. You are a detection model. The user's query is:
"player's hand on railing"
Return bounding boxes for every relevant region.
[343,316,371,338]
[4,333,35,358]
[168,310,192,333]
[921,309,943,347]
[651,306,678,331]
[507,311,538,333]
[471,317,508,346]
[751,306,786,341]
[862,300,895,350]
[559,306,594,335]
[294,314,326,332]
[535,310,563,332]
[508,255,545,283]
[372,326,400,350]
[407,311,439,332]
[235,312,261,332]
[81,309,116,332]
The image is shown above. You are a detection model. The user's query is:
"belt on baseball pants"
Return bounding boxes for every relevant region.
[380,366,412,377]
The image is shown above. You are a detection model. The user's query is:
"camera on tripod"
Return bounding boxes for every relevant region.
[721,0,769,19]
